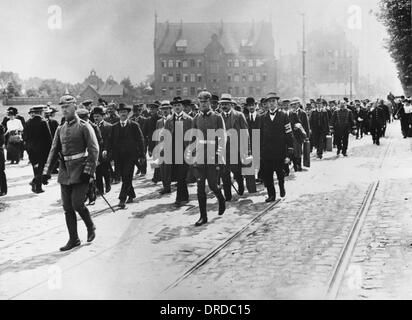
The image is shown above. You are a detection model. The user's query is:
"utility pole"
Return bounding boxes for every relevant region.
[301,13,306,104]
[349,53,353,101]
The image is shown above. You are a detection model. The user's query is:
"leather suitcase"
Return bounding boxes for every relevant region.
[326,135,333,152]
[303,140,311,167]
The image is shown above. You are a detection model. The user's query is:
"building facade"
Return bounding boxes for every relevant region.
[154,19,277,100]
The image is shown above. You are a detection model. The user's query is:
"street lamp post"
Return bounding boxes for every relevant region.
[301,13,306,104]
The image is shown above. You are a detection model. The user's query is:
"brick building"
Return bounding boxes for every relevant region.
[154,19,277,100]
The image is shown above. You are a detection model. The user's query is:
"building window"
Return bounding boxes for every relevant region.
[190,74,196,82]
[227,74,232,82]
[228,87,232,94]
[197,74,202,82]
[234,74,240,82]
[227,59,233,67]
[234,59,240,67]
[241,87,246,95]
[169,87,174,96]
[210,62,219,73]
[255,73,261,81]
[234,87,239,95]
[168,59,174,68]
[161,74,167,82]
[176,60,182,68]
[161,60,167,68]
[248,59,254,67]
[176,87,182,96]
[262,73,267,81]
[182,60,188,68]
[197,60,202,67]
[182,87,188,96]
[161,87,167,96]
[248,74,254,82]
[248,87,254,95]
[183,74,189,82]
[168,73,174,82]
[242,75,247,82]
[176,73,181,82]
[190,59,195,67]
[190,87,196,96]
[241,60,247,67]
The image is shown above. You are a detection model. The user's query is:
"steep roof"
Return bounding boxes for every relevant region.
[155,21,274,56]
[97,84,124,96]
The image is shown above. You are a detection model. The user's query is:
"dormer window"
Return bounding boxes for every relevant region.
[176,39,187,52]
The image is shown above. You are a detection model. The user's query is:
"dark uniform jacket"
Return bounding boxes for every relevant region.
[110,120,145,162]
[259,110,294,162]
[146,114,162,154]
[43,115,99,185]
[191,110,226,165]
[23,115,53,165]
[368,106,386,127]
[330,108,356,134]
[221,109,249,163]
[309,109,330,135]
[47,118,59,139]
[163,112,193,162]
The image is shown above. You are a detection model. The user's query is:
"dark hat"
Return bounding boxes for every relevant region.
[59,95,76,105]
[7,107,18,115]
[147,102,160,109]
[259,98,266,104]
[29,105,46,113]
[310,99,315,103]
[354,99,360,104]
[329,100,336,104]
[245,97,256,106]
[76,108,90,116]
[343,97,349,102]
[211,95,219,103]
[264,92,280,102]
[92,106,105,115]
[82,99,93,106]
[170,96,184,106]
[315,98,323,104]
[117,103,131,112]
[182,99,192,106]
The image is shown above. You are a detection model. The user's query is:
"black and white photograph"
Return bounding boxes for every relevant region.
[0,0,411,304]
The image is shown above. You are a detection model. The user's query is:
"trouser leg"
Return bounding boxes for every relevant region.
[71,182,94,231]
[161,164,172,191]
[119,159,135,201]
[262,160,275,198]
[206,165,225,204]
[176,164,189,202]
[221,165,232,200]
[61,184,79,241]
[196,167,207,219]
[342,133,349,152]
[335,133,342,151]
[95,164,104,194]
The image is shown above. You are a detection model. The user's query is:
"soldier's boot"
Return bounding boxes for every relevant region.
[265,185,276,202]
[237,178,245,196]
[212,187,226,216]
[78,207,96,242]
[279,182,286,198]
[60,212,80,251]
[195,192,208,226]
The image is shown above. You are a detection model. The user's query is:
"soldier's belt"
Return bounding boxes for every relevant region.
[63,151,88,161]
[198,140,215,144]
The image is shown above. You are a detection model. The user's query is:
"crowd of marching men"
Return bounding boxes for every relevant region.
[0,91,411,249]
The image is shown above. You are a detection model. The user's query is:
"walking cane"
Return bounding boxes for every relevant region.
[98,191,116,213]
[231,181,239,195]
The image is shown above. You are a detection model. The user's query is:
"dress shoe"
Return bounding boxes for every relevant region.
[280,186,286,198]
[118,200,126,209]
[87,200,95,206]
[0,192,7,196]
[174,200,188,207]
[225,196,232,202]
[337,149,341,155]
[105,184,111,193]
[265,196,276,202]
[159,188,171,195]
[342,151,348,157]
[297,165,303,172]
[126,197,135,204]
[195,217,208,227]
[60,238,81,251]
[87,226,96,242]
[218,199,226,215]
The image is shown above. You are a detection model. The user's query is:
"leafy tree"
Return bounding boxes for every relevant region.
[26,88,39,97]
[378,0,412,95]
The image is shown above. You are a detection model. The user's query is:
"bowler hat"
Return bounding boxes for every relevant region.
[170,97,184,106]
[92,106,105,115]
[117,103,131,112]
[211,95,219,103]
[264,92,280,102]
[29,105,46,113]
[245,97,255,106]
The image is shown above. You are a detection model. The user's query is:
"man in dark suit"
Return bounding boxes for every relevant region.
[93,106,112,195]
[246,97,263,182]
[130,104,148,177]
[368,102,386,145]
[290,98,310,171]
[145,102,162,184]
[259,93,294,202]
[45,106,59,138]
[309,98,330,159]
[110,103,145,209]
[330,101,356,156]
[219,94,249,201]
[161,97,193,206]
[23,106,53,193]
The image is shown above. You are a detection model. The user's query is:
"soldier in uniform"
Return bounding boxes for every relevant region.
[23,106,53,193]
[129,104,148,176]
[330,101,356,156]
[191,91,226,226]
[161,97,193,206]
[42,95,99,251]
[93,106,112,195]
[219,94,249,200]
[309,98,330,159]
[259,93,294,202]
[368,101,386,145]
[110,103,145,209]
[0,123,6,196]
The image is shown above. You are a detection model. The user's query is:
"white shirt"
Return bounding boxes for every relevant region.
[250,111,257,122]
[269,112,276,121]
[120,121,127,127]
[6,118,23,132]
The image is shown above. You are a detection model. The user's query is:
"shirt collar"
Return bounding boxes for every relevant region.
[67,115,79,126]
[202,110,212,116]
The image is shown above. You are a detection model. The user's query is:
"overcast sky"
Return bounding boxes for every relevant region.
[0,0,403,92]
